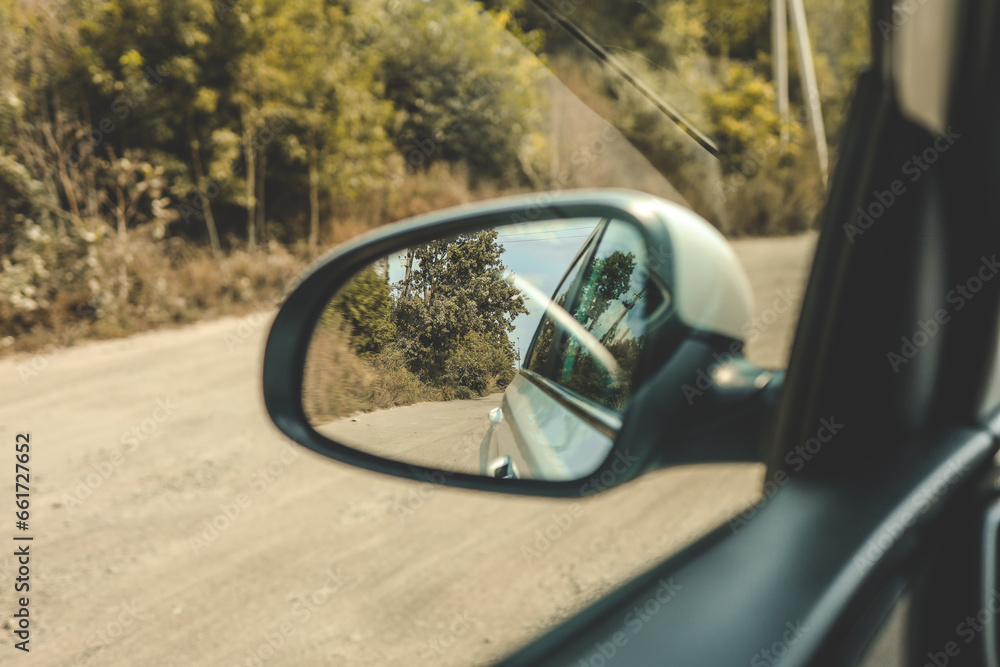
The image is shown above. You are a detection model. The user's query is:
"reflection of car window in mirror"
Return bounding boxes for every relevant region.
[301,217,647,482]
[526,220,652,412]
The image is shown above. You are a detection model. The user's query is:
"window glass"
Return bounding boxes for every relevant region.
[524,219,650,412]
[3,0,869,665]
[554,220,649,410]
[524,233,595,375]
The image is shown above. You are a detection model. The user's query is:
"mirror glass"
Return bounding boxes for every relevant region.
[302,216,662,481]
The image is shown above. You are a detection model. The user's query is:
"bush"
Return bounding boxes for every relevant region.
[302,313,440,423]
[0,229,304,354]
[701,62,824,235]
[302,314,374,422]
[439,330,517,397]
[720,150,824,236]
[365,346,442,410]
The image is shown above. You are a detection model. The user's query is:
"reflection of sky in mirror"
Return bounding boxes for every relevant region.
[386,218,601,361]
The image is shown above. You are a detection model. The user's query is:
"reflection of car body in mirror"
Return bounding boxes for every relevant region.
[480,201,757,481]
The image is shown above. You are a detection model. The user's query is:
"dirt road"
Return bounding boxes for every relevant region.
[320,395,503,476]
[0,232,815,666]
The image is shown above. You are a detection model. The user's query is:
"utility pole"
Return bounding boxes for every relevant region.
[772,0,789,132]
[787,0,829,185]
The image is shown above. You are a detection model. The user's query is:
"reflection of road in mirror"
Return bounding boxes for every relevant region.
[301,218,630,480]
[315,394,502,476]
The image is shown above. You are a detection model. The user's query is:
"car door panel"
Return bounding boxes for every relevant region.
[497,427,997,666]
[484,370,618,480]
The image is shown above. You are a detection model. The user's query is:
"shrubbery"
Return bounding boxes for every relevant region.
[0,0,545,352]
[1,0,869,356]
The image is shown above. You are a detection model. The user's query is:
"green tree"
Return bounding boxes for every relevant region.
[575,250,637,327]
[270,0,394,253]
[330,263,396,356]
[376,0,549,186]
[71,0,258,253]
[393,229,527,392]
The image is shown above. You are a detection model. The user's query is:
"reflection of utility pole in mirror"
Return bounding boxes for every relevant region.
[600,284,647,347]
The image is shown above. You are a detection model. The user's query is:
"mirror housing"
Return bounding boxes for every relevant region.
[263,189,776,497]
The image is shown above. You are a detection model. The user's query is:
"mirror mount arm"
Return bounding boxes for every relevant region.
[618,337,780,475]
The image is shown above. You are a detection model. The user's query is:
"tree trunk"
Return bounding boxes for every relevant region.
[242,114,257,251]
[84,152,99,223]
[117,184,128,306]
[186,118,221,255]
[308,138,320,254]
[256,148,267,247]
[40,121,83,230]
[115,183,127,239]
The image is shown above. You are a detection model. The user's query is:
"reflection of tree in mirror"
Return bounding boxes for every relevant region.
[526,294,563,377]
[303,230,527,422]
[575,251,636,328]
[304,270,433,423]
[394,230,527,398]
[329,262,396,356]
[564,336,645,412]
[563,250,644,410]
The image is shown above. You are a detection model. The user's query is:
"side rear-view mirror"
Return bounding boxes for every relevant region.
[263,190,777,497]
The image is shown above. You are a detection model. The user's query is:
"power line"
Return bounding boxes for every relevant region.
[495,226,597,237]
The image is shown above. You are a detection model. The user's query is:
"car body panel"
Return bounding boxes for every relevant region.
[481,369,618,480]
